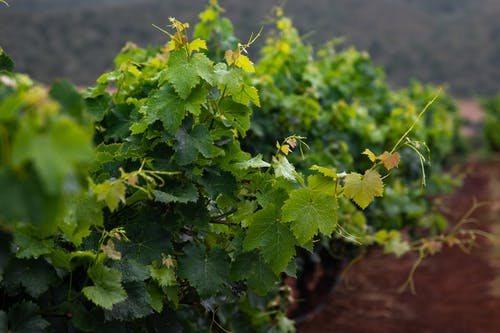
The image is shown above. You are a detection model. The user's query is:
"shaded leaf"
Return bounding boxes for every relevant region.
[243,205,296,274]
[178,243,229,299]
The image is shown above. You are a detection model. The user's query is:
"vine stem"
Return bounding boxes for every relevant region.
[390,89,441,154]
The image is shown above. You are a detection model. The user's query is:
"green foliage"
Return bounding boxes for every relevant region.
[0,2,465,332]
[481,94,500,151]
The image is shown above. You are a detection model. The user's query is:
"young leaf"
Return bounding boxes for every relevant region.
[149,261,177,288]
[272,155,297,181]
[82,263,127,310]
[378,151,401,170]
[362,148,377,162]
[243,205,297,274]
[93,180,126,212]
[164,50,200,99]
[281,187,338,245]
[343,170,384,209]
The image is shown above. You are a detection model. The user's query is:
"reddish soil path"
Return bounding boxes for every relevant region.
[298,101,500,332]
[298,160,500,333]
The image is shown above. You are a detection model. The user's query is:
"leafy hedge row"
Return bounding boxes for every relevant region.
[0,2,463,332]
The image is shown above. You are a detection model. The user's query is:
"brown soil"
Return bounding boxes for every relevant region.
[297,102,500,333]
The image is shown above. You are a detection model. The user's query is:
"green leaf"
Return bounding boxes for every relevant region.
[142,84,207,134]
[0,47,14,72]
[174,124,219,165]
[164,50,200,99]
[232,84,260,107]
[60,191,103,246]
[49,80,87,123]
[93,180,126,212]
[282,186,338,245]
[219,99,252,136]
[7,302,49,333]
[82,263,127,310]
[149,261,177,288]
[153,183,199,204]
[230,251,278,295]
[343,170,384,209]
[12,117,93,194]
[178,243,229,299]
[234,154,270,169]
[272,155,297,181]
[3,259,58,298]
[243,205,296,274]
[110,258,149,283]
[192,52,214,85]
[104,281,153,321]
[85,94,111,122]
[13,231,54,259]
[146,283,164,313]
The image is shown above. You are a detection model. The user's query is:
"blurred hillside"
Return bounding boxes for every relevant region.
[0,0,499,96]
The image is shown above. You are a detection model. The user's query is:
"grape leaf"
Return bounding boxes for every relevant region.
[93,180,126,212]
[142,84,207,134]
[110,258,149,283]
[7,302,49,333]
[146,283,164,313]
[104,281,153,321]
[164,50,200,99]
[234,154,270,169]
[174,124,220,165]
[219,99,252,136]
[272,155,297,181]
[230,251,278,295]
[82,263,127,310]
[142,84,186,134]
[13,231,54,259]
[3,259,58,298]
[149,261,177,288]
[153,184,199,204]
[188,38,207,54]
[0,47,14,72]
[12,117,93,194]
[234,54,255,73]
[192,53,215,85]
[362,148,377,162]
[281,186,338,245]
[243,204,296,274]
[343,170,384,209]
[60,191,103,246]
[178,243,229,299]
[378,151,401,170]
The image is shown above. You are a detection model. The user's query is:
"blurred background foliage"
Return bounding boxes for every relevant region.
[0,0,499,96]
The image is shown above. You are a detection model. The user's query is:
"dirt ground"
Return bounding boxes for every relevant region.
[297,102,500,333]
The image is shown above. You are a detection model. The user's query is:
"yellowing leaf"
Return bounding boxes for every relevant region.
[224,49,236,66]
[310,165,337,179]
[378,151,400,170]
[343,170,384,209]
[94,180,126,212]
[101,240,121,261]
[188,38,207,54]
[280,144,291,155]
[362,148,377,162]
[235,54,255,73]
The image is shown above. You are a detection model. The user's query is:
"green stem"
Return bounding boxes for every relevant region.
[390,90,441,154]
